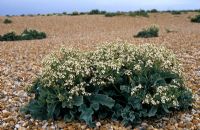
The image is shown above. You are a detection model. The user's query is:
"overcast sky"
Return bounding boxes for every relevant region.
[0,0,200,15]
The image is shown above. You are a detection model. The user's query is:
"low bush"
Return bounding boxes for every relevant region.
[47,14,53,16]
[135,25,159,38]
[105,13,116,17]
[191,15,200,23]
[62,12,67,15]
[100,11,107,14]
[71,11,79,16]
[22,43,193,127]
[20,29,46,40]
[171,11,182,15]
[129,10,149,17]
[0,32,20,41]
[3,18,12,24]
[0,29,46,41]
[89,9,100,15]
[149,9,158,13]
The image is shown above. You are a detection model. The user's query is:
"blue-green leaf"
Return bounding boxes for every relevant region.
[91,103,99,111]
[64,111,74,122]
[120,85,131,93]
[79,104,95,127]
[73,96,83,106]
[148,106,158,117]
[90,94,115,108]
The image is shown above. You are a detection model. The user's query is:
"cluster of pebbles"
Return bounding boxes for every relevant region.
[0,13,200,129]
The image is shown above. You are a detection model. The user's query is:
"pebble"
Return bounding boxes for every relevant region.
[96,122,101,127]
[57,122,66,128]
[81,125,87,129]
[2,110,11,118]
[162,117,169,121]
[15,124,20,128]
[141,122,148,128]
[42,122,48,129]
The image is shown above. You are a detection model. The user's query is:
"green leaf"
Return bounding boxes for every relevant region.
[91,103,99,111]
[128,97,142,110]
[162,105,170,113]
[79,104,95,127]
[47,103,58,118]
[64,111,74,122]
[129,111,135,122]
[148,106,158,117]
[73,96,83,106]
[120,85,130,93]
[90,94,115,109]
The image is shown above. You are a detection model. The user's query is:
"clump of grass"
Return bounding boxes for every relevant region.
[191,14,200,23]
[0,29,46,41]
[135,25,159,38]
[129,10,149,17]
[3,18,12,24]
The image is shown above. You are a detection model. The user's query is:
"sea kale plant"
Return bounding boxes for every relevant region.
[191,14,200,23]
[3,18,12,24]
[22,43,193,127]
[0,29,46,41]
[135,25,159,38]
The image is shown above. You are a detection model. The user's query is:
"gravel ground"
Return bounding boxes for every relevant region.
[0,12,200,130]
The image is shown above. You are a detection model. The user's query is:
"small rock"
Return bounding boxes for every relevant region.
[81,125,87,129]
[141,122,148,128]
[185,122,193,128]
[42,122,48,129]
[4,117,15,122]
[178,121,185,128]
[18,127,26,130]
[167,125,175,130]
[184,117,193,122]
[2,110,11,118]
[96,122,101,127]
[50,125,56,129]
[15,124,20,128]
[162,117,169,121]
[9,121,15,126]
[147,125,154,130]
[25,114,31,119]
[22,122,28,127]
[57,122,66,128]
[192,119,199,125]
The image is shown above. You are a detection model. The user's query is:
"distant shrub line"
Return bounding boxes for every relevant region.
[0,29,46,41]
[6,9,199,17]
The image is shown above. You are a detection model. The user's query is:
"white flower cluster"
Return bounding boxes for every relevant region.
[142,85,179,106]
[40,43,183,102]
[131,84,143,96]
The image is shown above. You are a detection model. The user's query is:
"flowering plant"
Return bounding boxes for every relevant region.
[22,43,193,127]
